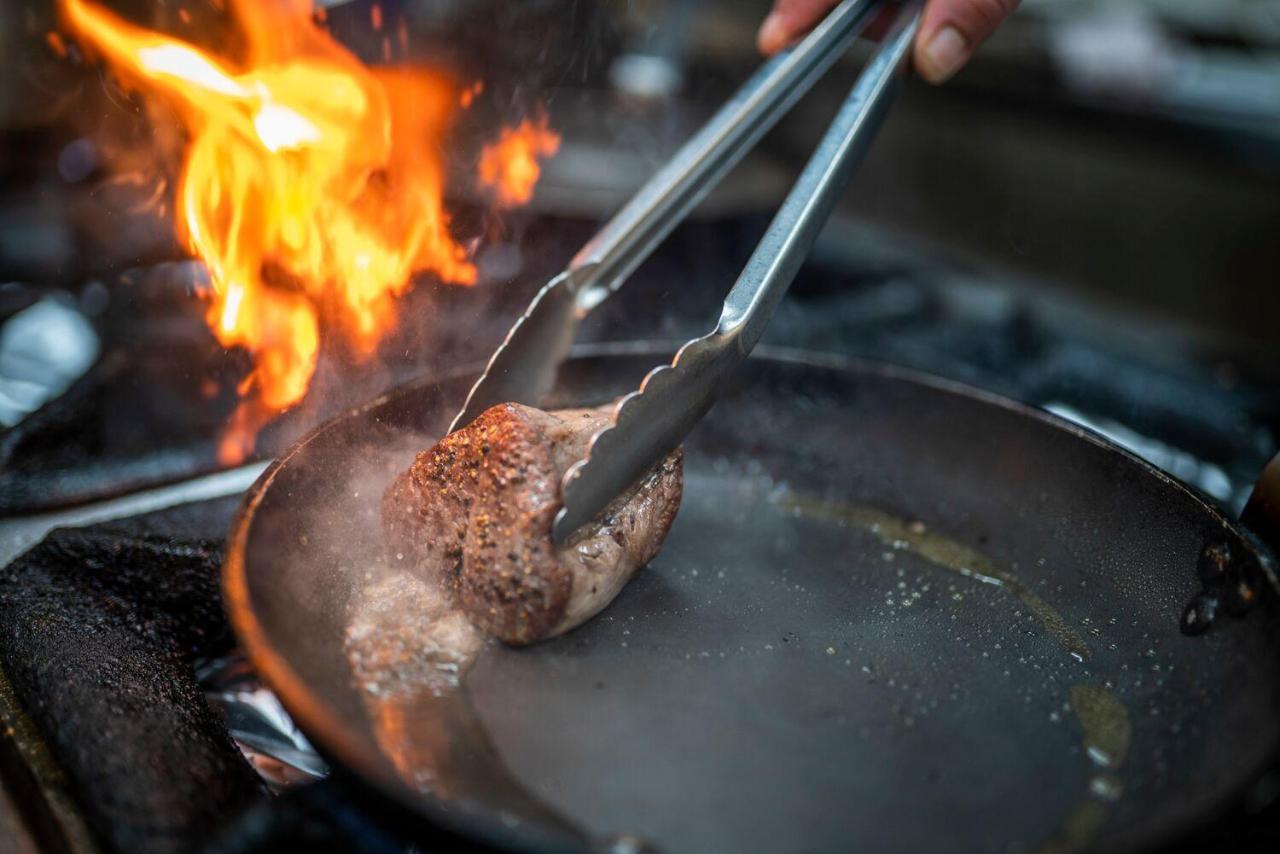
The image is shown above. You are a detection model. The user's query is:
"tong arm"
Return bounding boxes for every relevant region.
[448,0,884,434]
[554,2,923,542]
[569,0,886,313]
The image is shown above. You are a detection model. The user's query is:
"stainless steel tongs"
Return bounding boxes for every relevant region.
[450,0,924,541]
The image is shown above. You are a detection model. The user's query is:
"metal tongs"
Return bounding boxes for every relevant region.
[450,0,923,542]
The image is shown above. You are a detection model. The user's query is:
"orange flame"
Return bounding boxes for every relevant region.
[60,0,555,463]
[478,116,560,208]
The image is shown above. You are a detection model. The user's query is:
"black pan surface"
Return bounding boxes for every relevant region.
[225,344,1280,852]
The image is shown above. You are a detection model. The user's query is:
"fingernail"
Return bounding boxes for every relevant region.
[757,12,786,55]
[919,25,968,83]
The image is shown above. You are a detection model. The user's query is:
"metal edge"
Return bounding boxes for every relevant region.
[0,661,101,854]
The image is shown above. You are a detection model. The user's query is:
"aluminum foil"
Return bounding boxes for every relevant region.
[196,653,329,791]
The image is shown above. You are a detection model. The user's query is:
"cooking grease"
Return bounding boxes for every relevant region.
[778,493,1092,661]
[777,489,1135,854]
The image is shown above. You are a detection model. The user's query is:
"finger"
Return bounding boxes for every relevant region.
[915,0,1019,83]
[757,0,842,55]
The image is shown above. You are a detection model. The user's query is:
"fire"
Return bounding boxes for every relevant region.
[58,0,557,463]
[478,117,561,208]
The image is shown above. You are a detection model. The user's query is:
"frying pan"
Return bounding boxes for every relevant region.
[224,343,1280,852]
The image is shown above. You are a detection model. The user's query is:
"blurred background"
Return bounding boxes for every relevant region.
[2,0,1278,516]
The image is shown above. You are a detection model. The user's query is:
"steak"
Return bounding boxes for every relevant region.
[383,402,683,645]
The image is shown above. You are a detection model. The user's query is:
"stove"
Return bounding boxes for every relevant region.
[2,210,1278,851]
[4,0,1280,851]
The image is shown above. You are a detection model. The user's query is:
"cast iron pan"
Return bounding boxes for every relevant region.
[224,343,1280,852]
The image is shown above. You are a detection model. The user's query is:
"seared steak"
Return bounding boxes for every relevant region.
[383,402,683,645]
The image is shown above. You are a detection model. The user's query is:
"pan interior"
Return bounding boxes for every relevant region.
[233,348,1280,853]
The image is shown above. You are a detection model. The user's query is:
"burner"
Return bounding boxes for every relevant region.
[0,493,503,853]
[0,497,260,852]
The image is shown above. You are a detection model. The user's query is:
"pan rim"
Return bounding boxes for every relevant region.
[221,341,1273,848]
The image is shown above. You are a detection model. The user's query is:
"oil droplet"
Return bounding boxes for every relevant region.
[1088,774,1123,801]
[1037,684,1132,852]
[1070,684,1131,770]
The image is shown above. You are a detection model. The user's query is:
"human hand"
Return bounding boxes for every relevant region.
[757,0,1019,84]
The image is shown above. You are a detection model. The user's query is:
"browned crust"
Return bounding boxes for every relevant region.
[454,405,573,643]
[382,404,572,642]
[383,402,683,645]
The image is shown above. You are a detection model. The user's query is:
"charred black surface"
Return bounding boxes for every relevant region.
[0,270,247,516]
[0,497,264,853]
